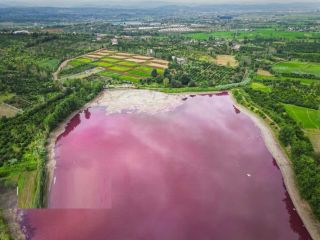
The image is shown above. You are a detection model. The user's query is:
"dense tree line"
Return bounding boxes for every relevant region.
[0,79,104,207]
[140,60,245,88]
[256,79,320,109]
[0,33,107,207]
[0,33,106,107]
[234,82,320,220]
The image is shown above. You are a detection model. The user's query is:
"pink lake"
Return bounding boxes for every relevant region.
[21,93,311,240]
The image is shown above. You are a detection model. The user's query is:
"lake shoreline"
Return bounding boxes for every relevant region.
[45,90,107,206]
[230,93,320,240]
[45,88,319,239]
[45,89,185,206]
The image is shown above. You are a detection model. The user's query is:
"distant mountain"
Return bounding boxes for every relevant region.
[0,3,319,23]
[1,1,320,10]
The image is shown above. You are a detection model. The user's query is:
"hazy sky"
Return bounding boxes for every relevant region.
[1,0,319,7]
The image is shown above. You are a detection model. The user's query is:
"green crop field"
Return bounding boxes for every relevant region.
[101,57,121,63]
[119,75,140,83]
[273,61,320,78]
[99,71,121,78]
[135,66,164,75]
[61,50,169,84]
[77,57,93,63]
[69,57,93,66]
[135,66,154,73]
[185,29,320,40]
[117,61,138,67]
[109,65,131,72]
[284,104,320,129]
[250,82,272,92]
[128,70,151,77]
[254,75,319,85]
[92,61,114,67]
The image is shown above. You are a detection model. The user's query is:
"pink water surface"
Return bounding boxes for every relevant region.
[21,93,311,240]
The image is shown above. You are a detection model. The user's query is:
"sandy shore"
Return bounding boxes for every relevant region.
[92,89,185,114]
[45,88,320,239]
[230,94,320,240]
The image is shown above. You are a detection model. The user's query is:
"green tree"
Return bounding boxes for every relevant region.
[163,78,169,87]
[180,74,191,85]
[151,69,158,78]
[279,125,295,146]
[163,68,170,78]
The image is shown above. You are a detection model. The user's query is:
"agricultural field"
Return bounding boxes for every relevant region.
[0,103,20,118]
[69,57,93,66]
[101,57,122,63]
[0,93,20,118]
[257,69,273,77]
[92,61,114,68]
[109,65,132,72]
[127,70,150,77]
[250,82,272,93]
[185,29,320,40]
[255,74,319,85]
[284,104,320,129]
[284,103,320,154]
[59,49,169,83]
[273,61,320,78]
[214,55,238,67]
[305,129,320,153]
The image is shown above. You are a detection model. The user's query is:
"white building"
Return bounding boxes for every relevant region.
[147,49,154,56]
[111,38,118,45]
[172,56,187,65]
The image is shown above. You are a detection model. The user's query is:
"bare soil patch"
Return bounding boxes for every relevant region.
[110,55,128,59]
[257,69,273,76]
[93,89,184,114]
[94,52,110,56]
[41,28,63,33]
[86,54,102,59]
[133,55,154,60]
[0,103,19,117]
[125,58,146,63]
[151,59,169,65]
[214,55,238,67]
[116,53,133,57]
[100,50,116,54]
[147,63,168,69]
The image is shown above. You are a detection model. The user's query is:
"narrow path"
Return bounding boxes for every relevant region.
[53,59,71,80]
